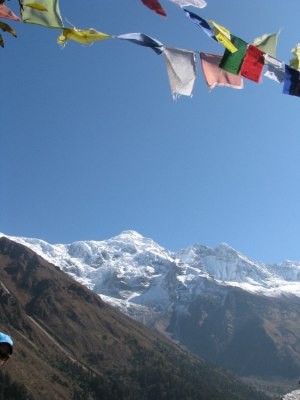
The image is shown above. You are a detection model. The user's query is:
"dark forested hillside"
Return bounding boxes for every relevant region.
[0,237,270,400]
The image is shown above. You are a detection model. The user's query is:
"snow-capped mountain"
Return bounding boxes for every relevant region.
[2,230,300,385]
[1,229,300,323]
[2,236,268,400]
[177,243,300,296]
[1,230,300,301]
[0,230,178,305]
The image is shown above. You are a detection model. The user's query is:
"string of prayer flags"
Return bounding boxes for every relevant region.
[170,0,207,8]
[283,65,300,97]
[140,0,166,17]
[2,0,300,100]
[21,0,63,28]
[183,9,217,42]
[117,33,163,54]
[209,20,238,53]
[200,52,243,90]
[163,46,197,98]
[253,32,279,59]
[0,3,21,21]
[58,28,112,47]
[289,43,300,71]
[219,35,248,75]
[240,44,264,83]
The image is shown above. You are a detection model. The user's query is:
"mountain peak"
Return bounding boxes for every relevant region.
[213,242,241,258]
[216,242,236,251]
[113,230,145,240]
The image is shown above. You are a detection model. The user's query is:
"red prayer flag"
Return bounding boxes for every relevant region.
[0,3,21,22]
[240,45,264,83]
[141,0,167,16]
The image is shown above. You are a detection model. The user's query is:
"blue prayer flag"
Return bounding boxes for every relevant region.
[117,33,163,55]
[183,9,217,41]
[283,65,300,97]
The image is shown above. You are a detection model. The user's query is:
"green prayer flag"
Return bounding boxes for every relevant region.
[219,35,248,75]
[253,32,278,58]
[21,0,63,28]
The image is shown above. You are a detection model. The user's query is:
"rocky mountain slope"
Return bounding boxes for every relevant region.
[2,231,300,386]
[0,237,269,400]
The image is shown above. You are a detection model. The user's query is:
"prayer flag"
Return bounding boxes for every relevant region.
[0,20,16,46]
[209,20,237,53]
[163,46,197,98]
[263,54,285,83]
[264,54,283,69]
[264,64,285,84]
[0,3,21,22]
[253,32,279,58]
[283,65,300,97]
[183,9,217,41]
[0,21,17,37]
[200,52,243,90]
[240,44,264,83]
[25,3,48,11]
[117,33,163,54]
[219,35,248,75]
[140,0,166,17]
[170,0,206,8]
[290,43,300,71]
[21,0,63,28]
[58,28,111,47]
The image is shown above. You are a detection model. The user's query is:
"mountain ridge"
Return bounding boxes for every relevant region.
[1,230,300,298]
[2,230,300,388]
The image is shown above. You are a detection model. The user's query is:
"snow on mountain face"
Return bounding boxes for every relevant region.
[177,243,300,296]
[1,231,300,310]
[269,260,300,282]
[177,243,274,283]
[282,390,300,400]
[0,231,179,311]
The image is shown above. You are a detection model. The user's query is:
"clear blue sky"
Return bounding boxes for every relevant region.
[2,0,300,263]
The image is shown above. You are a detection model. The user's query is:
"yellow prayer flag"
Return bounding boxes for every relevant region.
[58,28,112,47]
[209,20,237,53]
[0,21,17,37]
[24,3,48,11]
[290,43,300,71]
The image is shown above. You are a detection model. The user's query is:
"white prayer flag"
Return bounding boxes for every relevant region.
[163,46,197,98]
[264,54,284,68]
[169,0,207,8]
